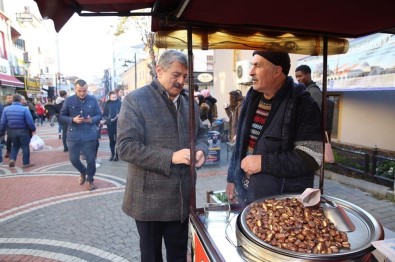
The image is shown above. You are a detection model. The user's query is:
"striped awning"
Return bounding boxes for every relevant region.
[0,73,24,88]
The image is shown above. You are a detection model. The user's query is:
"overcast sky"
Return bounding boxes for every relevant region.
[57,14,140,82]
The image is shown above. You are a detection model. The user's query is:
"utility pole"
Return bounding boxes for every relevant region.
[134,53,137,89]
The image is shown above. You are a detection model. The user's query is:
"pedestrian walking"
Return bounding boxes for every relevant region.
[4,94,13,158]
[44,100,57,126]
[59,79,102,191]
[117,50,208,262]
[0,94,36,168]
[200,89,218,125]
[0,101,4,164]
[35,102,45,126]
[54,90,68,151]
[102,91,121,161]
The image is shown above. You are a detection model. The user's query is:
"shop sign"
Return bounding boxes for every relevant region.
[193,72,214,85]
[16,13,33,22]
[298,33,395,91]
[26,78,40,92]
[0,66,7,74]
[197,73,213,83]
[0,58,10,74]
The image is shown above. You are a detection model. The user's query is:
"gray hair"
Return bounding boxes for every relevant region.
[12,94,22,102]
[157,50,188,70]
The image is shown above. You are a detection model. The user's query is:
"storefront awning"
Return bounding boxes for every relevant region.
[0,73,24,88]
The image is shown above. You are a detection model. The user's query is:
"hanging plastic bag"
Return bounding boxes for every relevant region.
[30,134,45,151]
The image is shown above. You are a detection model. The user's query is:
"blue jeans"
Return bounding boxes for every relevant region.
[0,143,3,162]
[68,140,96,181]
[58,122,68,150]
[9,129,31,165]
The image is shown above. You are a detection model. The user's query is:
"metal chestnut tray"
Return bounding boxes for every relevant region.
[236,194,384,261]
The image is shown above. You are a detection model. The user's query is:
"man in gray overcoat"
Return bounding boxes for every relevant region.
[117,50,208,262]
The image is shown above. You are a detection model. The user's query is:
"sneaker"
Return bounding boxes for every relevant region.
[22,163,35,168]
[87,181,96,191]
[95,158,102,164]
[9,160,15,168]
[79,174,86,185]
[95,163,101,168]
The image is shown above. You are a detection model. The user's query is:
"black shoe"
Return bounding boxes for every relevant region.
[113,156,118,161]
[87,181,96,191]
[109,155,114,161]
[58,134,61,139]
[63,148,69,152]
[9,160,15,168]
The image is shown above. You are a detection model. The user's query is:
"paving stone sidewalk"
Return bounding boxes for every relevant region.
[0,123,394,261]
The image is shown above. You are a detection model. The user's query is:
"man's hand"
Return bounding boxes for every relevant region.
[73,115,84,124]
[172,148,192,165]
[226,182,236,201]
[172,149,206,167]
[241,155,262,177]
[195,150,205,168]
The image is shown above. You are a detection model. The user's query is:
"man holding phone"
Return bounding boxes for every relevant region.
[59,79,102,190]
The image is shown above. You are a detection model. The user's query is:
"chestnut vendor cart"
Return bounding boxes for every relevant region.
[34,0,395,260]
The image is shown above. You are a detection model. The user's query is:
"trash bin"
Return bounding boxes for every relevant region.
[206,131,221,165]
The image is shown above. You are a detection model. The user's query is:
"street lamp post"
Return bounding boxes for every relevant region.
[134,53,137,90]
[56,73,59,97]
[123,53,138,90]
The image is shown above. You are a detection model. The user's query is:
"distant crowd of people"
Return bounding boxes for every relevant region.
[0,82,124,191]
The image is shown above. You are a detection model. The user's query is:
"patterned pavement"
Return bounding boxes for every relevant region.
[0,123,394,261]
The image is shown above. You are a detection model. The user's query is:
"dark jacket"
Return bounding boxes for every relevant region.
[0,102,36,134]
[118,78,208,222]
[59,95,102,141]
[103,99,122,126]
[305,81,322,111]
[227,77,322,204]
[204,96,218,123]
[44,103,57,116]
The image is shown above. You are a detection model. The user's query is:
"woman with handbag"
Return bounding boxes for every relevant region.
[103,91,122,161]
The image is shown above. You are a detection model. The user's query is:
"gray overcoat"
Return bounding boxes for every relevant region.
[117,78,208,222]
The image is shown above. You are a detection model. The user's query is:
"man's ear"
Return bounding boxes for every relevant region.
[156,65,163,76]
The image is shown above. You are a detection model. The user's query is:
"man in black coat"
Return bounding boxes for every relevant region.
[226,51,322,204]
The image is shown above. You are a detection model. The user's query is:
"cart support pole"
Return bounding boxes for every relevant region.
[187,26,197,212]
[319,35,329,194]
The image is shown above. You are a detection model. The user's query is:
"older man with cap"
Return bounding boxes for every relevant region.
[226,51,323,204]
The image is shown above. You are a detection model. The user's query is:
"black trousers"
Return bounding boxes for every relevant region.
[135,219,189,262]
[107,123,117,157]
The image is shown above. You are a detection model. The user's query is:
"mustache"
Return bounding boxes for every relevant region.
[173,82,183,89]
